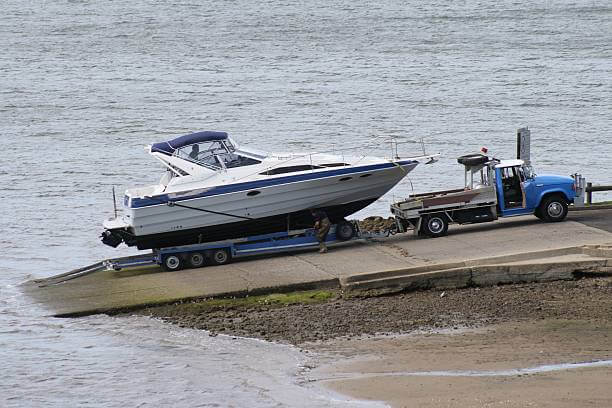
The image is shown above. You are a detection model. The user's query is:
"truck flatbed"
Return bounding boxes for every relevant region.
[392,186,497,215]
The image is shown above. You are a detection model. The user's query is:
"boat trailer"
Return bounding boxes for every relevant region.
[33,221,388,286]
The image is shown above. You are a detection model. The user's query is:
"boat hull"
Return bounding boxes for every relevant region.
[103,161,418,249]
[111,197,375,249]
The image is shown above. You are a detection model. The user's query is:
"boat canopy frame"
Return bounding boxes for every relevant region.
[151,131,229,155]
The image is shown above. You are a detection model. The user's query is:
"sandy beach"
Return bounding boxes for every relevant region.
[309,319,612,407]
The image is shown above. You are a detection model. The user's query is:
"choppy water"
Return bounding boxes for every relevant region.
[1,0,610,406]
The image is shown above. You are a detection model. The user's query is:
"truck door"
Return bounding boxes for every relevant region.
[499,166,525,209]
[520,166,537,210]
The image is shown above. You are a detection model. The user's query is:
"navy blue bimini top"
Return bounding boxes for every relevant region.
[151,131,228,155]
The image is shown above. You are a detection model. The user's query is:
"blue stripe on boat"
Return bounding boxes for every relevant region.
[130,160,417,208]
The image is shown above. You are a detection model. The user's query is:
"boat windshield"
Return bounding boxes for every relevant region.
[175,140,260,170]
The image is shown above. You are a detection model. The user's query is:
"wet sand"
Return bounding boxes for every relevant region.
[309,319,612,407]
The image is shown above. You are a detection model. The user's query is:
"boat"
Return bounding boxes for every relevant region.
[101,131,436,250]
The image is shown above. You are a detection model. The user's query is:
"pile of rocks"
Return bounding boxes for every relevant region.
[358,216,396,233]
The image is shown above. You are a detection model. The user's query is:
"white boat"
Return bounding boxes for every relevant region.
[101,131,436,249]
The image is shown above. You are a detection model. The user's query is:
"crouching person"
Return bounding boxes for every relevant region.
[310,209,331,253]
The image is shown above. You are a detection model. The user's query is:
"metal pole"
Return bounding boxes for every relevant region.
[586,182,592,205]
[112,187,118,218]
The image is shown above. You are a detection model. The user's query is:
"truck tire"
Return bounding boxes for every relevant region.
[162,255,183,272]
[534,207,544,220]
[336,220,355,241]
[209,248,231,265]
[457,154,488,167]
[188,252,205,269]
[538,195,568,222]
[421,214,449,238]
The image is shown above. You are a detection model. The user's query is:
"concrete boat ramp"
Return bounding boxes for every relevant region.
[23,209,612,317]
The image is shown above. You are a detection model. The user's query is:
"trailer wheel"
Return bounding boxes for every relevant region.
[162,255,183,271]
[421,215,449,238]
[209,248,231,266]
[188,252,205,269]
[539,195,568,222]
[336,220,355,241]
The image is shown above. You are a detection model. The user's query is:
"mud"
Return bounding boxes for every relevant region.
[136,277,612,346]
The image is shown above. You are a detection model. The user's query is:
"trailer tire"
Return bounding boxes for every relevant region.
[209,248,231,266]
[336,220,355,241]
[538,195,568,222]
[421,214,449,238]
[188,252,205,269]
[162,255,183,272]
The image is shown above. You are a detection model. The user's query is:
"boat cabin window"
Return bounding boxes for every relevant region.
[175,140,260,170]
[260,165,324,176]
[223,155,261,168]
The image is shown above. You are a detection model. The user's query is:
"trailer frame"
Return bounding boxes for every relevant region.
[104,220,385,272]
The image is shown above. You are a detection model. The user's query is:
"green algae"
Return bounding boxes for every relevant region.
[152,289,338,315]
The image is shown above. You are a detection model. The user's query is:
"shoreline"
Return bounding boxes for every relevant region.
[309,318,612,407]
[132,276,612,406]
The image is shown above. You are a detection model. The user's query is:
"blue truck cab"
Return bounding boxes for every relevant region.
[494,159,576,221]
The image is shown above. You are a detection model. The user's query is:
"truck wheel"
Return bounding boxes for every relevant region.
[209,248,231,266]
[539,196,568,222]
[188,252,205,269]
[162,255,183,272]
[421,215,449,238]
[336,220,355,241]
[534,207,544,220]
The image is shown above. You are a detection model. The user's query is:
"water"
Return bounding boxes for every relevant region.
[1,0,610,406]
[314,360,612,381]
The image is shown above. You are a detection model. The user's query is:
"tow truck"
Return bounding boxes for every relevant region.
[391,129,579,238]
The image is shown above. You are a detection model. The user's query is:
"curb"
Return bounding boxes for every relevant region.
[340,244,612,296]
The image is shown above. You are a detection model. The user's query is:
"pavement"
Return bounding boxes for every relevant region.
[22,209,612,317]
